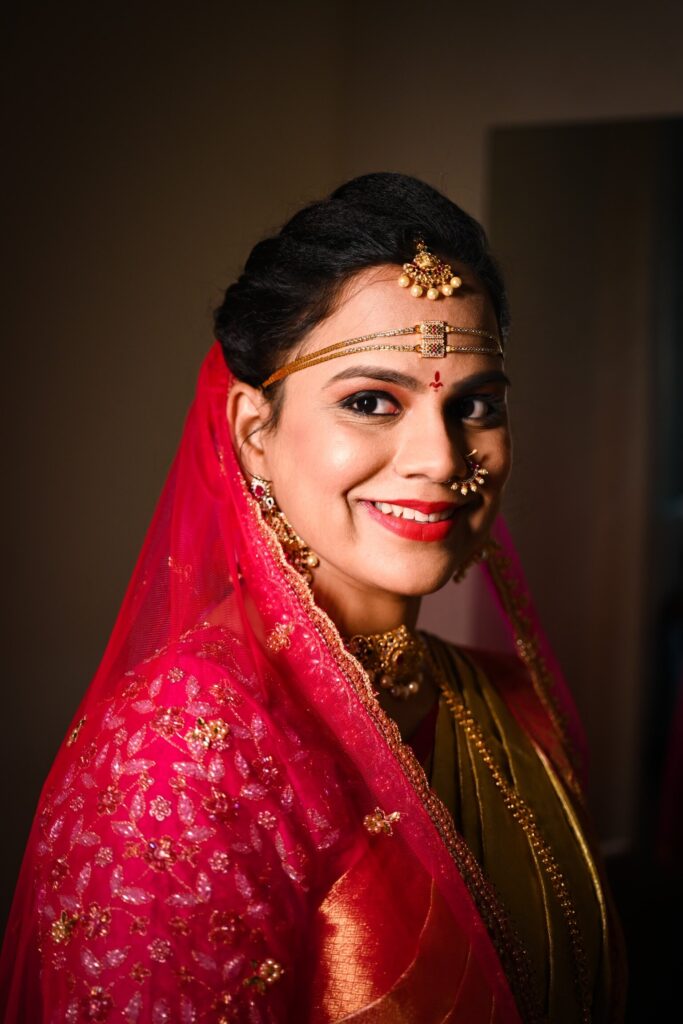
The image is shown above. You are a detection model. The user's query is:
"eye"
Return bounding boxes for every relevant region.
[454,395,505,423]
[340,390,400,417]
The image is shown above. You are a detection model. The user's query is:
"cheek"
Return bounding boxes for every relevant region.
[276,417,381,499]
[482,426,512,485]
[268,413,385,524]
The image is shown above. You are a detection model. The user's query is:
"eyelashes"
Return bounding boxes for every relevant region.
[339,391,399,417]
[338,389,506,424]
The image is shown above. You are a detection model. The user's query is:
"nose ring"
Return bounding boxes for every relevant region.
[449,450,489,495]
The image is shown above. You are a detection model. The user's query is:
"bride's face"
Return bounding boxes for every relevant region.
[254,266,511,599]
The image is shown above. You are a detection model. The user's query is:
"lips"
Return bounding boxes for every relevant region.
[359,500,460,542]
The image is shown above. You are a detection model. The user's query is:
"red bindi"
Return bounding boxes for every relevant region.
[429,371,444,390]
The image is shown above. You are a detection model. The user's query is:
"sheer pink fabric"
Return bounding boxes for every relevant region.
[0,344,585,1023]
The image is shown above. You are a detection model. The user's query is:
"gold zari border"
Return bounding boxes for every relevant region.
[245,486,543,1024]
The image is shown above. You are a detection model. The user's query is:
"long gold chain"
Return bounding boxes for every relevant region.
[425,637,592,1024]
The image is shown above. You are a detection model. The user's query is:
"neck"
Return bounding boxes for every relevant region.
[312,568,421,638]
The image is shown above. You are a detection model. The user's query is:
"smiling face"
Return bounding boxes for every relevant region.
[230,264,512,622]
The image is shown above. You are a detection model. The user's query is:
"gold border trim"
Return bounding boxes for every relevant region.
[241,477,542,1023]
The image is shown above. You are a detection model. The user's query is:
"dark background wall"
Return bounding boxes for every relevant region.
[3,4,682,1008]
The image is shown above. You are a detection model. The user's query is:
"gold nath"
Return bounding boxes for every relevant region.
[261,320,502,389]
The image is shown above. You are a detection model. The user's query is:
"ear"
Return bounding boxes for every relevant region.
[226,381,274,479]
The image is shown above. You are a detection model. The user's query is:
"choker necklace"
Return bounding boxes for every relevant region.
[347,624,425,700]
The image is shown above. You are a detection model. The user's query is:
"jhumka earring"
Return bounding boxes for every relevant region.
[249,476,320,584]
[398,238,463,300]
[450,450,489,496]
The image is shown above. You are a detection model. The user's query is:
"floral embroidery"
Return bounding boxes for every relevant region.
[243,957,285,991]
[79,986,113,1021]
[144,836,178,871]
[130,962,151,983]
[202,787,239,823]
[252,756,281,788]
[51,910,80,944]
[94,847,113,867]
[256,810,276,830]
[265,623,294,653]
[83,903,111,939]
[34,626,348,1021]
[208,850,230,873]
[148,938,172,963]
[363,807,401,836]
[149,796,172,821]
[150,707,185,739]
[96,786,123,816]
[49,855,69,890]
[185,717,230,755]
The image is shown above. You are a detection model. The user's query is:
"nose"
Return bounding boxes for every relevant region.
[392,404,468,485]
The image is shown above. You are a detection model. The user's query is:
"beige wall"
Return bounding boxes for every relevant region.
[338,0,683,219]
[3,1,683,916]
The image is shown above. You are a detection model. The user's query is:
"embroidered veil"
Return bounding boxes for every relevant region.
[0,343,587,1023]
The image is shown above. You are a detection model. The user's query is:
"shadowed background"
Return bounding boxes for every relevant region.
[3,2,682,1016]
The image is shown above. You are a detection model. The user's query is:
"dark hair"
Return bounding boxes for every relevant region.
[214,172,508,404]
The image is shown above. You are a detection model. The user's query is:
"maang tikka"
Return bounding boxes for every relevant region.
[249,476,320,584]
[398,239,463,300]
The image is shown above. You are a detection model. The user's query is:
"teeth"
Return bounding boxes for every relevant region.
[372,502,455,523]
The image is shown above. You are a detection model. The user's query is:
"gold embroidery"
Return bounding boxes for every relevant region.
[50,910,80,944]
[363,807,401,835]
[248,958,284,989]
[265,622,294,652]
[66,716,86,746]
[184,716,230,752]
[247,478,542,1023]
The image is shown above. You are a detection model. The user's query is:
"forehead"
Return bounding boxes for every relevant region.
[271,265,503,393]
[298,265,499,358]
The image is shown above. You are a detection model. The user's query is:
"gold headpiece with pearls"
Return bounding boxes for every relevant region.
[398,239,462,300]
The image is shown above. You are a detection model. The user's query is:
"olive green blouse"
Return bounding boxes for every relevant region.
[423,642,622,1023]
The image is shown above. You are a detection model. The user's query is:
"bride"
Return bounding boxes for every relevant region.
[0,173,625,1022]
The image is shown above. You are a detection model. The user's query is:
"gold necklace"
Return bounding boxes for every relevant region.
[347,624,425,700]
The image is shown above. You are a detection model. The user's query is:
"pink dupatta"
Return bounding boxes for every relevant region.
[0,345,586,1023]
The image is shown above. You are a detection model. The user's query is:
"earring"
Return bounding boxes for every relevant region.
[453,545,488,584]
[250,476,320,584]
[449,450,489,496]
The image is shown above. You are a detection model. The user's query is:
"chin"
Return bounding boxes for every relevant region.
[361,560,458,598]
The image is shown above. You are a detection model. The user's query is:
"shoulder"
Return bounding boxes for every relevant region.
[32,624,345,1018]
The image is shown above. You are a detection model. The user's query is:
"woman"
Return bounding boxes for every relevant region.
[0,173,625,1022]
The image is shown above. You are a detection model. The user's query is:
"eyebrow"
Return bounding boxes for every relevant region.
[324,365,510,392]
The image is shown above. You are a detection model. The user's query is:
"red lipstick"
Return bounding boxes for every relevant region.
[360,500,458,542]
